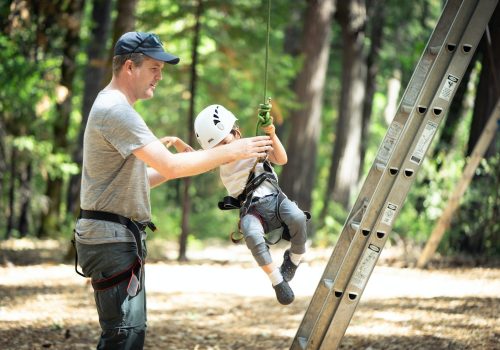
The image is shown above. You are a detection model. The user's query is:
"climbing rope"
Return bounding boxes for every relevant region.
[231,0,273,244]
[256,0,273,136]
[263,0,271,104]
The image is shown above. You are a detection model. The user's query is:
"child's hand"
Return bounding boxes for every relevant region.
[160,136,194,153]
[257,100,274,137]
[260,117,275,138]
[258,102,273,126]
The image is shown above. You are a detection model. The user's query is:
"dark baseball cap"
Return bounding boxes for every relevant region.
[114,31,180,65]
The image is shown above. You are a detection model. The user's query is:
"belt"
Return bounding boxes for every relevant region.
[79,209,156,232]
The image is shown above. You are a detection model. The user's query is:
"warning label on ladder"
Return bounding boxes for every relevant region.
[439,74,459,101]
[381,202,398,226]
[351,244,380,290]
[377,121,403,164]
[410,121,438,164]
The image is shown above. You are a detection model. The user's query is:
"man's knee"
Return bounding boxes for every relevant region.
[97,326,146,350]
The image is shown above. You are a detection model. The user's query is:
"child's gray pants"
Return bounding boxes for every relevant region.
[240,192,307,266]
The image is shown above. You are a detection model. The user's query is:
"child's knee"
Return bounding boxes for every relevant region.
[242,234,271,266]
[240,214,263,234]
[287,211,307,231]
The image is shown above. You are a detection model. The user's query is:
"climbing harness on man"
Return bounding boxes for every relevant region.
[72,210,157,297]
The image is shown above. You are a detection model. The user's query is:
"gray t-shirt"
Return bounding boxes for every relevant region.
[76,89,157,244]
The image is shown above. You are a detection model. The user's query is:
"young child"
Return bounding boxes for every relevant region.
[194,104,309,305]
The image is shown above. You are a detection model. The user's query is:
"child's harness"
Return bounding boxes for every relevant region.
[218,159,310,244]
[72,210,156,296]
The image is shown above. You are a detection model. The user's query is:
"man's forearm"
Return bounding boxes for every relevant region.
[135,140,234,182]
[135,136,272,182]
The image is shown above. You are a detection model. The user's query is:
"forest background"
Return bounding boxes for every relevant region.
[0,0,498,263]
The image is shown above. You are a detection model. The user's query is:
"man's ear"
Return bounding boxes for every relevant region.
[124,59,134,75]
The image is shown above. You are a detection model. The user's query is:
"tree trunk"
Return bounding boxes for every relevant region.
[383,70,402,125]
[5,147,17,239]
[360,0,385,178]
[468,22,500,156]
[102,0,138,85]
[17,163,32,237]
[178,0,203,262]
[38,0,85,238]
[0,1,11,30]
[67,0,113,217]
[323,0,367,212]
[279,0,335,212]
[0,118,6,223]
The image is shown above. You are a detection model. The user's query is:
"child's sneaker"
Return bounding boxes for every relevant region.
[273,280,295,305]
[280,249,298,282]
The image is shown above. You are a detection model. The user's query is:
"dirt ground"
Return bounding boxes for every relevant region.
[0,239,499,350]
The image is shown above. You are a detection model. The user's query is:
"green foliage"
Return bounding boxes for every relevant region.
[313,201,347,248]
[12,136,79,180]
[0,34,58,132]
[395,152,466,243]
[446,155,500,256]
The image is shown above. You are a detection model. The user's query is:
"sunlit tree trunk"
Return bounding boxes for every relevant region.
[38,0,85,238]
[178,0,203,262]
[383,71,401,125]
[67,0,113,217]
[324,0,367,211]
[279,0,335,212]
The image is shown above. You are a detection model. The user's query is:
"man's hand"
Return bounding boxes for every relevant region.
[159,136,194,153]
[224,135,273,161]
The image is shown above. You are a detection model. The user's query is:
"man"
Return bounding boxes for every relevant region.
[73,31,273,349]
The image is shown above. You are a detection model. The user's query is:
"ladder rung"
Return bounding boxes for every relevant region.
[447,42,457,52]
[375,163,385,171]
[322,278,334,290]
[401,104,413,113]
[350,222,360,231]
[428,45,441,55]
[298,337,308,350]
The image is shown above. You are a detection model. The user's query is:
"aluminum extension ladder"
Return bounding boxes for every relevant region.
[290,0,499,349]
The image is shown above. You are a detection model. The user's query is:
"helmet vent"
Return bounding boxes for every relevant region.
[213,106,224,130]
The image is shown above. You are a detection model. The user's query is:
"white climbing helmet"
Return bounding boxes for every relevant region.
[194,104,237,149]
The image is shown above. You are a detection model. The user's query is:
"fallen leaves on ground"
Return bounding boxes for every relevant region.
[0,239,499,350]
